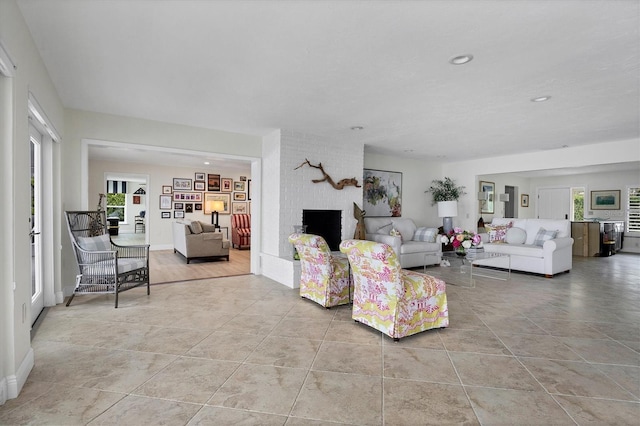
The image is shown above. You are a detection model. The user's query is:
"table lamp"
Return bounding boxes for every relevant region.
[206,200,225,228]
[437,200,458,234]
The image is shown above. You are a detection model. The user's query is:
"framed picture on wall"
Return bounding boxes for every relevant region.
[194,203,202,211]
[221,178,232,192]
[521,194,529,207]
[195,172,205,181]
[161,211,171,219]
[232,202,247,214]
[248,179,252,200]
[233,192,246,201]
[363,169,402,217]
[207,174,221,192]
[173,178,192,190]
[159,195,172,210]
[174,202,184,210]
[185,203,193,213]
[204,193,230,215]
[194,181,206,191]
[591,190,620,210]
[234,181,246,191]
[174,211,185,219]
[162,185,173,194]
[479,181,495,214]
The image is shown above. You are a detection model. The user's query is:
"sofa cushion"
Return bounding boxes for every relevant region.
[483,243,544,258]
[77,234,111,251]
[392,219,417,242]
[400,240,440,255]
[189,221,203,234]
[413,227,438,243]
[505,227,527,245]
[485,222,512,243]
[533,228,558,246]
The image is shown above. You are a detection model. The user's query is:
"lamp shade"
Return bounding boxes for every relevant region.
[206,200,225,212]
[478,191,489,201]
[499,193,510,202]
[437,200,458,218]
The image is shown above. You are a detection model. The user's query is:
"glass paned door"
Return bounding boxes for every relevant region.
[30,125,44,324]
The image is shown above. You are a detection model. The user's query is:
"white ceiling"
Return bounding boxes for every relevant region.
[17,0,640,169]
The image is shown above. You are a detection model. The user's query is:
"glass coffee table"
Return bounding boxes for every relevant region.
[439,251,510,288]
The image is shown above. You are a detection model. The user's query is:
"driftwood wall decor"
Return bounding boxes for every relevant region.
[294,159,361,190]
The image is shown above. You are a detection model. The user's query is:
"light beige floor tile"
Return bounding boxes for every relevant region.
[246,336,322,368]
[531,318,610,339]
[88,394,201,425]
[553,394,640,424]
[595,364,640,399]
[499,333,583,361]
[186,331,265,361]
[291,370,382,425]
[521,358,636,400]
[383,329,445,350]
[323,319,383,345]
[270,318,332,340]
[188,406,288,425]
[560,337,640,366]
[438,329,511,355]
[312,341,382,376]
[466,388,575,425]
[133,357,240,403]
[384,346,459,384]
[383,379,478,425]
[480,315,548,336]
[444,312,490,331]
[450,352,543,391]
[220,313,284,335]
[207,364,307,415]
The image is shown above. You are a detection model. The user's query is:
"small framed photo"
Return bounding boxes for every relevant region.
[185,203,193,213]
[173,192,202,202]
[233,192,246,201]
[159,195,172,210]
[194,181,206,191]
[133,195,141,205]
[234,181,246,192]
[195,172,205,181]
[591,190,620,210]
[207,174,221,192]
[221,178,233,192]
[174,202,184,210]
[521,194,529,207]
[162,185,173,194]
[174,211,185,219]
[232,202,248,214]
[240,176,247,181]
[194,203,202,211]
[173,178,192,191]
[161,211,171,219]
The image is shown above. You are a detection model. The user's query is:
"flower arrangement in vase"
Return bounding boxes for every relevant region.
[440,227,483,257]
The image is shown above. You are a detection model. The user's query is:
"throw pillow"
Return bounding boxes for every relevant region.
[390,228,402,241]
[189,221,204,234]
[77,234,111,251]
[485,222,513,243]
[505,227,527,244]
[533,228,558,246]
[413,227,438,243]
[200,222,216,233]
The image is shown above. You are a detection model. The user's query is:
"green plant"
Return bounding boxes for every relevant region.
[426,177,466,205]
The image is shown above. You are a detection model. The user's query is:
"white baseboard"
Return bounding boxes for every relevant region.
[2,347,34,402]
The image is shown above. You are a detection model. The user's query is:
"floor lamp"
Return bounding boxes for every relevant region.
[437,201,458,234]
[206,200,225,229]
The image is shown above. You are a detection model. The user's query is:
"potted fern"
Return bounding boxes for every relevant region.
[426,177,466,233]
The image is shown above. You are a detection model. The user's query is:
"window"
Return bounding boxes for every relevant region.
[628,187,640,232]
[106,193,126,221]
[572,187,584,221]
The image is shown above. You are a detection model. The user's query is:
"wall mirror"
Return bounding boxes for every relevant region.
[479,181,495,214]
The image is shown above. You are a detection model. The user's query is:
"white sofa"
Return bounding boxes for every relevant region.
[477,218,573,277]
[364,217,442,269]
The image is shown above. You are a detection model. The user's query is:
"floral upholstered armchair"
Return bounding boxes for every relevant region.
[288,233,351,308]
[339,239,448,340]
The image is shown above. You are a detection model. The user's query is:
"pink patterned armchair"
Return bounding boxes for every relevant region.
[231,214,251,249]
[288,233,351,308]
[339,239,448,340]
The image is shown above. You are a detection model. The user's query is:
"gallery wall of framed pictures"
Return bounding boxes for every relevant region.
[161,173,251,219]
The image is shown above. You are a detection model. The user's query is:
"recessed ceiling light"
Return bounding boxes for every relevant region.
[449,54,473,65]
[350,126,364,131]
[531,96,551,102]
[204,161,210,165]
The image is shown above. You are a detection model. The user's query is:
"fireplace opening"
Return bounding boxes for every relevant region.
[302,210,342,251]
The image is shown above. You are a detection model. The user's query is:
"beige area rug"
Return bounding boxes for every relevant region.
[149,248,251,284]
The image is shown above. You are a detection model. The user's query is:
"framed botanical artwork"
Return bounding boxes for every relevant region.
[194,181,206,191]
[161,211,171,219]
[363,169,402,217]
[479,181,495,214]
[204,193,230,215]
[521,194,529,207]
[195,172,205,181]
[174,202,184,210]
[232,202,248,214]
[174,211,185,219]
[185,203,193,213]
[591,190,620,210]
[248,179,252,200]
[173,178,192,191]
[221,178,233,192]
[159,194,172,210]
[162,185,173,194]
[234,181,246,192]
[207,174,221,192]
[173,192,202,202]
[194,203,202,211]
[233,192,246,201]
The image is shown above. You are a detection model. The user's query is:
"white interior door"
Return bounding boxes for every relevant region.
[537,187,571,219]
[30,124,44,324]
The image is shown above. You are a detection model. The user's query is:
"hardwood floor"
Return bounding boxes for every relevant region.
[111,232,251,284]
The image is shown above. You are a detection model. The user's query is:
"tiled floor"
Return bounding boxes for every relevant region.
[1,254,639,425]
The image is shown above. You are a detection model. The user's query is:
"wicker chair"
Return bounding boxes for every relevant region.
[65,210,150,308]
[231,214,251,249]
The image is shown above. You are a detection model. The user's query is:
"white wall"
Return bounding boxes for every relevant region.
[0,0,65,403]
